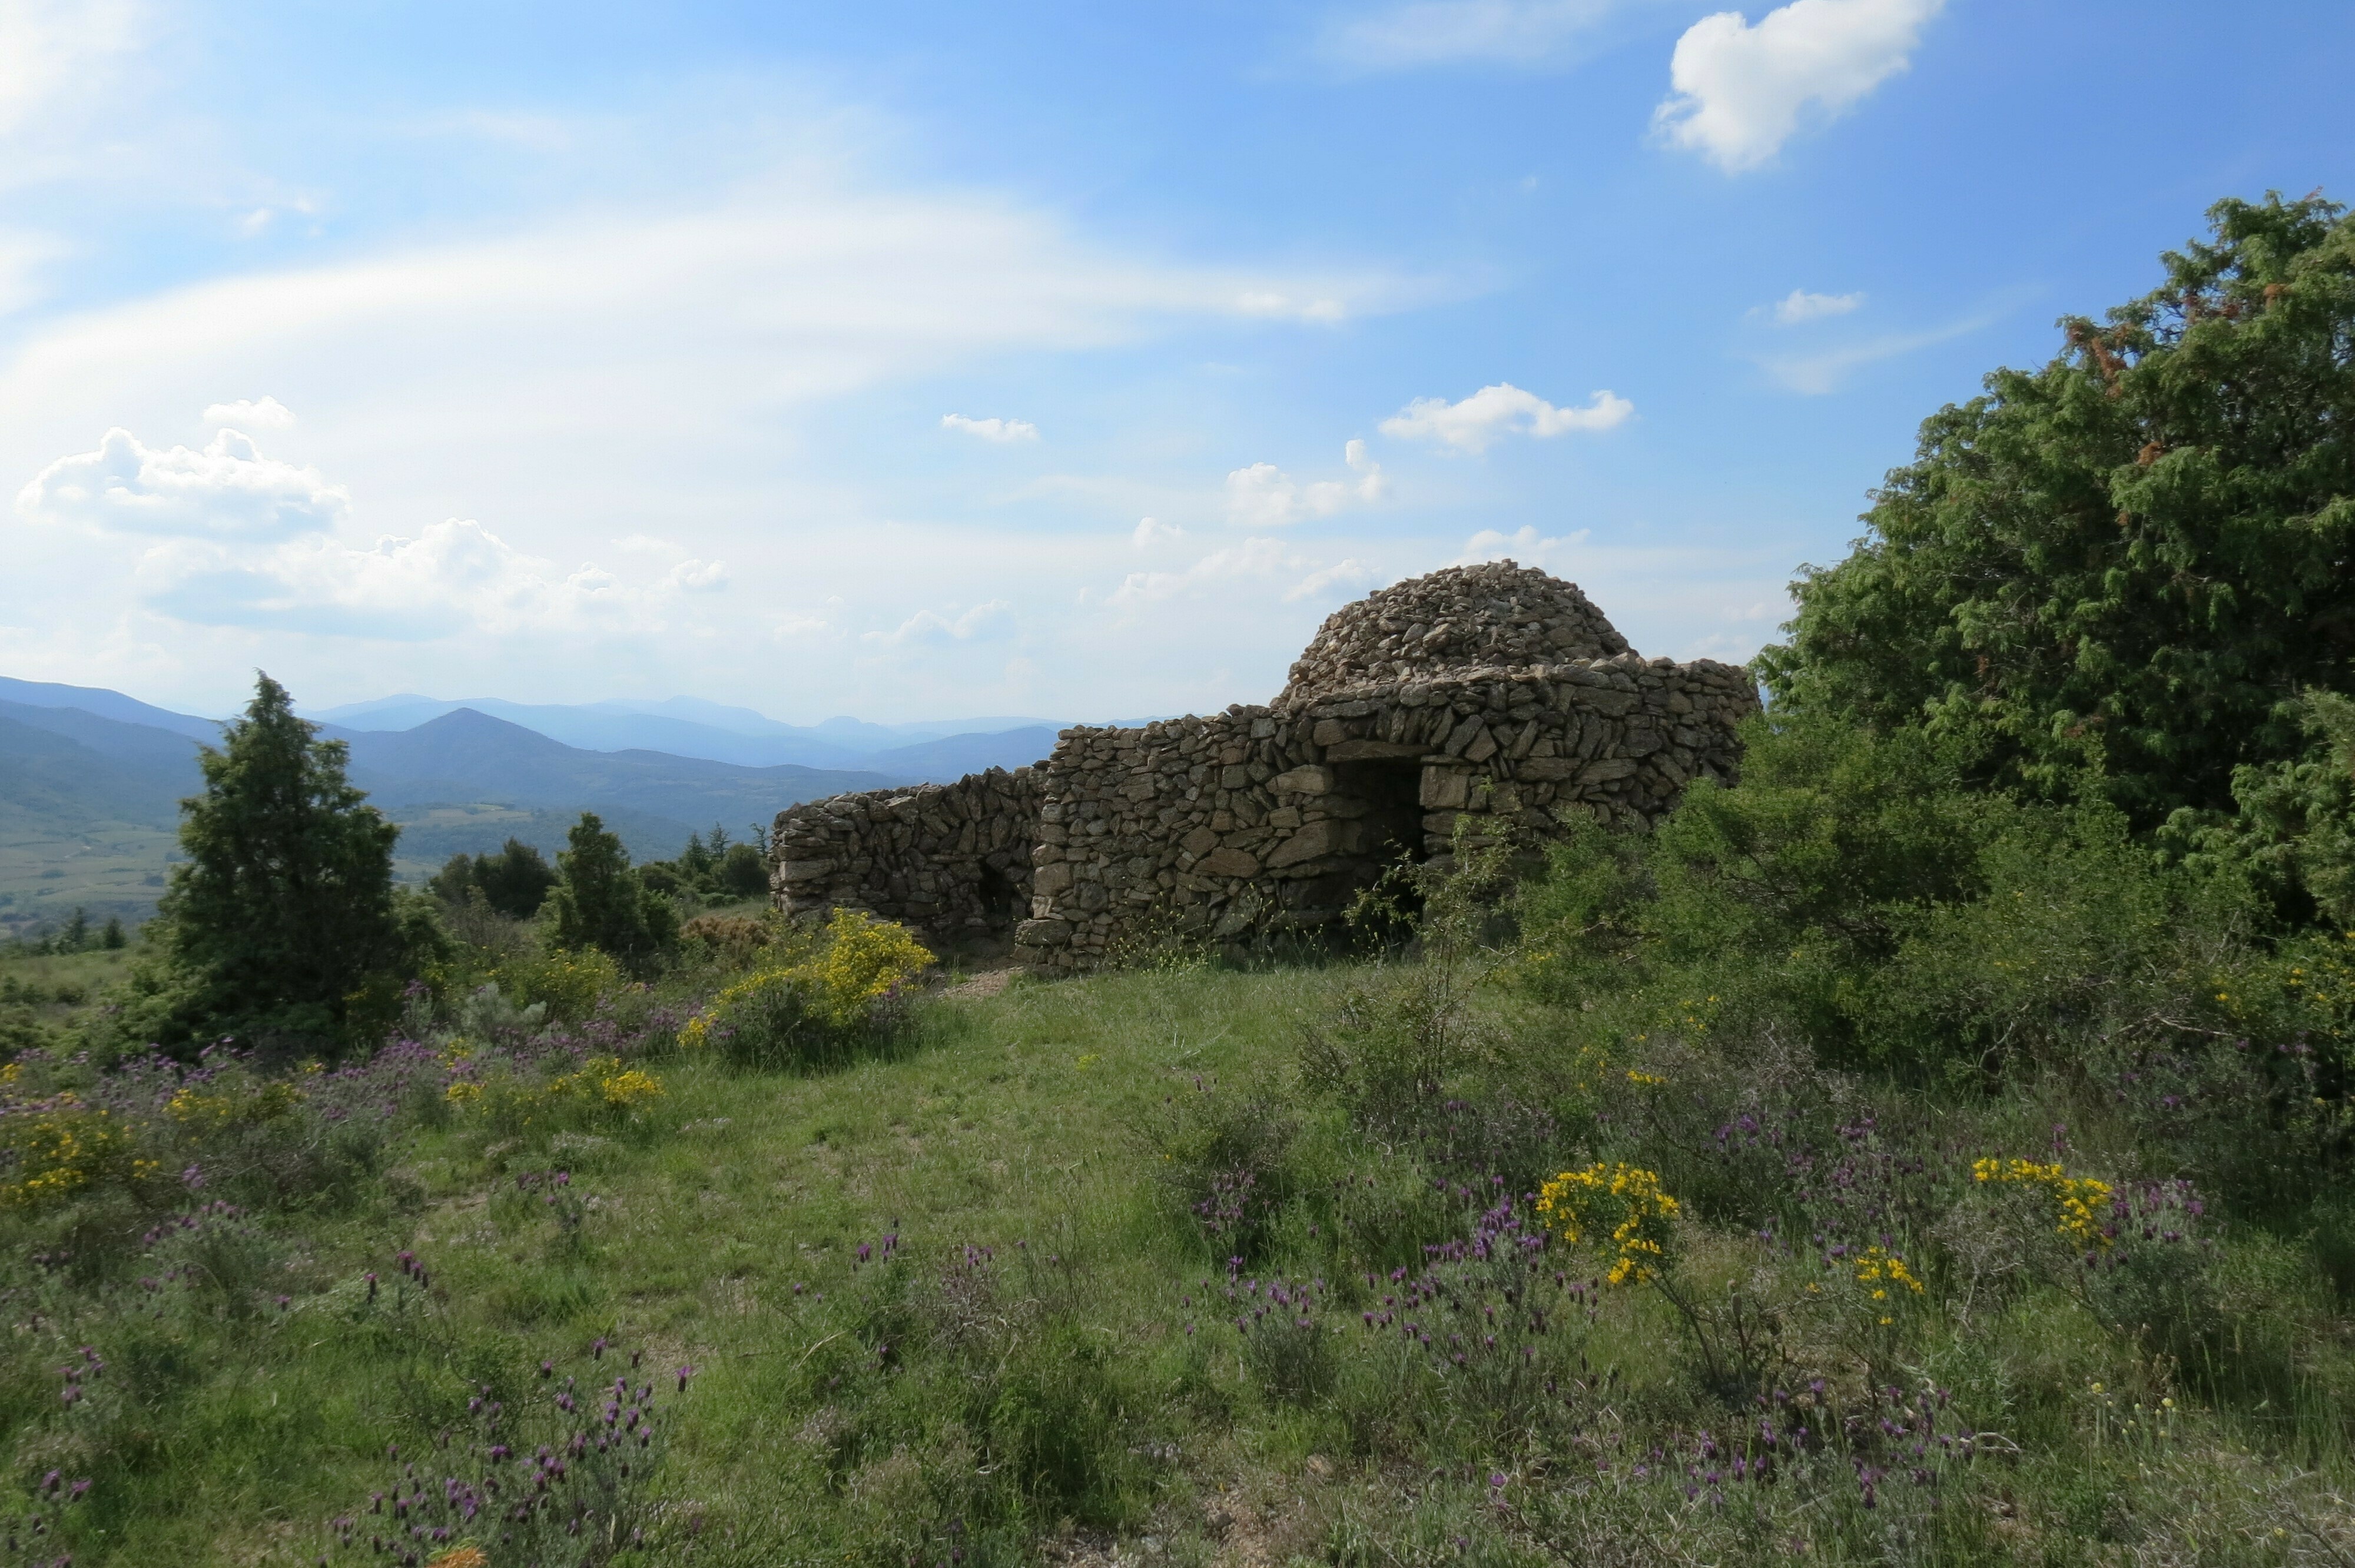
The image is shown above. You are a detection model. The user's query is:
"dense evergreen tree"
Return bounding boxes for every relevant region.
[430,839,558,919]
[475,838,558,918]
[427,852,478,906]
[547,812,678,974]
[158,673,409,1046]
[1758,194,2355,825]
[720,841,771,897]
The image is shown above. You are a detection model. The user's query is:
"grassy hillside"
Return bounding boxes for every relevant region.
[1,932,2350,1566]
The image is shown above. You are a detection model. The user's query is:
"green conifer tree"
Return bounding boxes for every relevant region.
[158,673,406,1047]
[475,838,557,919]
[546,812,678,974]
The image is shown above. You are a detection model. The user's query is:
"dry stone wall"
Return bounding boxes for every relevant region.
[768,564,1760,969]
[768,766,1041,949]
[1277,559,1630,704]
[1009,653,1757,971]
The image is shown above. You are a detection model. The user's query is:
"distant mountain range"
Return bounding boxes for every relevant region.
[0,676,1092,934]
[301,692,1088,772]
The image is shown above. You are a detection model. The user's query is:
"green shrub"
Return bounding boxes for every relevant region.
[678,909,930,1070]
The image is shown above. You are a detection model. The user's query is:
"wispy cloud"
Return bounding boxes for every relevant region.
[1454,523,1592,569]
[1381,383,1631,453]
[1654,0,1944,172]
[1755,311,1992,394]
[201,395,296,428]
[1234,290,1348,323]
[0,0,144,139]
[874,600,1016,646]
[1108,537,1306,608]
[941,412,1040,442]
[1767,288,1863,324]
[1284,559,1378,602]
[1320,0,1633,71]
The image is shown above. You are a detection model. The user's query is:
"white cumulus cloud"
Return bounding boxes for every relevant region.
[1321,0,1629,71]
[941,413,1040,443]
[1769,288,1863,323]
[1654,0,1943,172]
[135,519,662,642]
[1284,559,1379,602]
[1379,383,1631,453]
[1224,440,1388,528]
[201,396,296,428]
[668,558,729,592]
[1132,516,1185,549]
[1455,524,1594,570]
[16,426,348,540]
[1109,537,1304,609]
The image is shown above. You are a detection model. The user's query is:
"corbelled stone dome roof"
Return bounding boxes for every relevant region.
[1276,560,1630,705]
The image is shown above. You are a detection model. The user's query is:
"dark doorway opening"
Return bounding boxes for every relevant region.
[1331,760,1428,868]
[976,861,1022,928]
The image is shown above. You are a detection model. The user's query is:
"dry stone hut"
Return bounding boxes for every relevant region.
[767,562,1759,971]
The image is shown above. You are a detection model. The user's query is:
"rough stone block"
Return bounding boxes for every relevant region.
[1420,767,1470,810]
[1270,765,1336,794]
[1321,739,1425,760]
[1266,819,1344,869]
[1196,846,1262,878]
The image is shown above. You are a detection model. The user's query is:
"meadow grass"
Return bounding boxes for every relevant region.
[5,954,2354,1566]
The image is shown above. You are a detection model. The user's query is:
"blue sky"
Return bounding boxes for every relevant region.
[2,0,2350,723]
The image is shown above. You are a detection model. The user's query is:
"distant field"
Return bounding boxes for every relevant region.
[0,813,178,936]
[0,799,725,939]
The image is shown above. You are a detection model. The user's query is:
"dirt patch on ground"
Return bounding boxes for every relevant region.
[938,967,1023,1002]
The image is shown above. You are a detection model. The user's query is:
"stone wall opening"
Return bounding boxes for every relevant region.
[1328,758,1428,865]
[976,861,1023,925]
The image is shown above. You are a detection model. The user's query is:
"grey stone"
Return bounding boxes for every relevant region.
[1196,846,1262,878]
[1270,765,1336,794]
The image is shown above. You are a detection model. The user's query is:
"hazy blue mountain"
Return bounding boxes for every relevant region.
[339,709,911,852]
[314,698,874,768]
[302,693,1082,773]
[0,677,221,742]
[865,725,1060,779]
[0,710,195,832]
[0,699,207,783]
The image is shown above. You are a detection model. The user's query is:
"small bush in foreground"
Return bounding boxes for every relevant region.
[677,909,931,1070]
